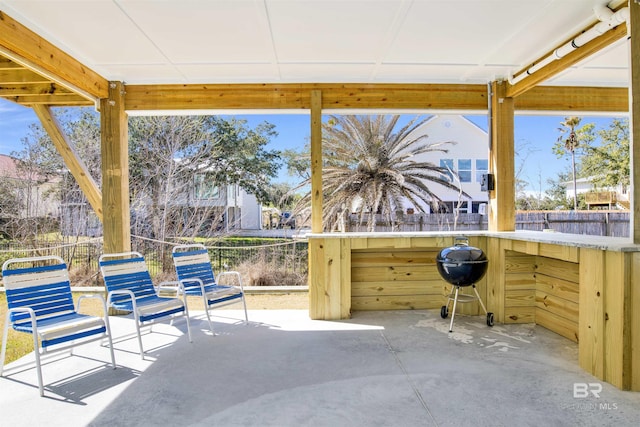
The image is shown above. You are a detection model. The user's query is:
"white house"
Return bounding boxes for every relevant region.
[402,115,489,214]
[188,175,263,231]
[564,176,629,210]
[0,154,60,218]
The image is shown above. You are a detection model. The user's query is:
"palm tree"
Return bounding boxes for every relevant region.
[556,116,581,210]
[294,115,468,231]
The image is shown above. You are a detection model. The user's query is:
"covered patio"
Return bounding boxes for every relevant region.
[0,0,639,403]
[2,309,640,425]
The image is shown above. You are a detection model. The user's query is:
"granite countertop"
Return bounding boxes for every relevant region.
[305,230,640,252]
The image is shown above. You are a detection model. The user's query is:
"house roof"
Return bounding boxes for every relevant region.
[0,153,19,179]
[0,0,630,108]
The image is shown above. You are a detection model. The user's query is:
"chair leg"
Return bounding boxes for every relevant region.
[241,295,249,324]
[204,299,215,335]
[133,313,145,359]
[0,312,10,376]
[183,300,192,343]
[33,335,44,396]
[103,316,116,369]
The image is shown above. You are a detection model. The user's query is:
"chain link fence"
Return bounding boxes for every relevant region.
[0,237,309,286]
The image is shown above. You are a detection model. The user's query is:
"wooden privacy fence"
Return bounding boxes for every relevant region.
[346,211,630,237]
[514,211,629,237]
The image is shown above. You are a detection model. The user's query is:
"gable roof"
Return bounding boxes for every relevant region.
[0,153,19,179]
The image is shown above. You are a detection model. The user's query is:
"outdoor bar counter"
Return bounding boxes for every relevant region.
[307,230,640,391]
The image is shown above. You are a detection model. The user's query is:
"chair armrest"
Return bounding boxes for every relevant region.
[6,306,36,322]
[155,280,181,297]
[178,278,206,295]
[217,271,244,290]
[6,307,39,336]
[76,293,109,317]
[107,289,138,312]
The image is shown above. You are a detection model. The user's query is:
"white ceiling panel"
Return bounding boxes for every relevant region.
[581,40,629,69]
[98,64,186,84]
[385,1,546,64]
[0,0,167,65]
[481,1,596,67]
[267,0,402,62]
[546,67,629,87]
[177,63,280,83]
[375,63,485,83]
[0,0,631,87]
[119,0,275,64]
[279,63,377,82]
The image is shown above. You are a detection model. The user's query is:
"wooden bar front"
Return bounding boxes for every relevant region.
[308,231,640,391]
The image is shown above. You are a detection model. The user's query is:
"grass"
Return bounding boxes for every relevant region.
[0,291,308,365]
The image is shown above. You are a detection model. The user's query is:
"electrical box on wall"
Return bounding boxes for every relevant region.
[480,173,494,191]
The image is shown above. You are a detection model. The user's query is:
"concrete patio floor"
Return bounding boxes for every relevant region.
[1,309,639,427]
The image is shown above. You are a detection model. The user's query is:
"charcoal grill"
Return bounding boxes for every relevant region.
[436,237,494,332]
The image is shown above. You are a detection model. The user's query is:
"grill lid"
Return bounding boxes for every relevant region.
[436,237,486,263]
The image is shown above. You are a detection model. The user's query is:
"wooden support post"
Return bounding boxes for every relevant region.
[632,252,640,391]
[32,104,103,221]
[488,81,515,231]
[100,81,131,254]
[630,0,640,244]
[310,90,323,233]
[308,237,351,320]
[628,0,640,391]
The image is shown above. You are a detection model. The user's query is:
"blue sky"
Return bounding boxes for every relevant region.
[0,98,623,192]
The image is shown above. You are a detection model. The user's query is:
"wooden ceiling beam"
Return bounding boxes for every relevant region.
[0,68,51,84]
[515,86,628,113]
[125,83,627,113]
[6,94,93,106]
[507,22,628,98]
[125,83,489,111]
[0,11,108,100]
[0,56,22,70]
[0,82,74,96]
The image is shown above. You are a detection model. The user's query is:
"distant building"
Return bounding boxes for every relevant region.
[139,172,262,235]
[402,115,489,214]
[0,154,60,219]
[564,176,629,210]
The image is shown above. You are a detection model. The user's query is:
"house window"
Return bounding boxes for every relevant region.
[476,159,488,183]
[194,174,220,200]
[458,159,472,183]
[227,184,239,201]
[440,159,454,182]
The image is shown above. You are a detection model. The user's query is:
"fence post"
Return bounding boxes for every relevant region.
[544,212,550,230]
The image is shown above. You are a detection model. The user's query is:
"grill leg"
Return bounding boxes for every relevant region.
[449,286,460,333]
[472,284,489,315]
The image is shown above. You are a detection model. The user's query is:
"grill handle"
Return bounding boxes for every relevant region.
[454,237,469,246]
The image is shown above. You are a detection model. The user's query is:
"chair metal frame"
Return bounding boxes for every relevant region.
[172,244,248,334]
[99,252,192,358]
[1,255,116,396]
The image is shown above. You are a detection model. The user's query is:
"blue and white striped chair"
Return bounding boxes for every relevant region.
[99,252,192,358]
[172,244,248,334]
[1,256,116,396]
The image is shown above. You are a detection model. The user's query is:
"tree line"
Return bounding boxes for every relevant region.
[0,109,289,242]
[516,117,629,211]
[0,111,629,243]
